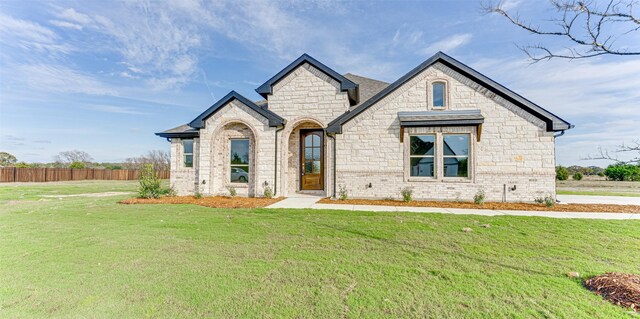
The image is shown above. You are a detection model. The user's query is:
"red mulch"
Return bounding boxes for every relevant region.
[317,198,640,213]
[584,272,640,312]
[119,196,283,209]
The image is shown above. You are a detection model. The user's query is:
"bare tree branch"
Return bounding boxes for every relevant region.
[583,140,640,164]
[482,0,640,61]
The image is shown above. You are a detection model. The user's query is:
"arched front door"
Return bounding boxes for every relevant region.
[300,130,323,190]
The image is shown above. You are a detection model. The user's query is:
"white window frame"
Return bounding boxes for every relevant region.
[182,139,193,168]
[408,134,437,179]
[442,133,470,179]
[229,138,250,184]
[428,79,449,110]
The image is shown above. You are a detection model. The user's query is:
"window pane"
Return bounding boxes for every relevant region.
[183,139,193,154]
[444,157,468,177]
[410,135,435,156]
[313,160,321,174]
[304,161,313,174]
[410,157,434,177]
[305,135,313,147]
[312,134,320,146]
[230,165,249,183]
[443,134,469,156]
[305,147,313,160]
[184,155,193,168]
[312,148,320,160]
[230,139,249,165]
[433,83,445,107]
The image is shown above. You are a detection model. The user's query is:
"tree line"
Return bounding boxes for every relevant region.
[0,150,169,171]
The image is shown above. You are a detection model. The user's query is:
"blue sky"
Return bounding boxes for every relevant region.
[1,0,638,166]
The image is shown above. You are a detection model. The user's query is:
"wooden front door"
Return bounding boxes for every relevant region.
[300,130,324,190]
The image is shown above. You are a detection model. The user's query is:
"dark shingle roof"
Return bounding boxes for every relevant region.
[189,91,285,128]
[328,51,573,133]
[155,124,199,138]
[343,73,389,108]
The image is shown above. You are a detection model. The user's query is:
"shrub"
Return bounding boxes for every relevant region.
[263,185,273,199]
[604,163,640,181]
[400,187,413,202]
[534,197,545,204]
[544,196,555,208]
[194,191,202,199]
[163,186,177,197]
[556,166,569,180]
[15,162,30,168]
[573,172,583,180]
[138,164,162,199]
[69,161,86,169]
[228,187,237,197]
[473,189,485,205]
[597,172,605,177]
[338,185,348,200]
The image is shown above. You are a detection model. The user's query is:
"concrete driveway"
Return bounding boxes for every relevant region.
[557,195,640,205]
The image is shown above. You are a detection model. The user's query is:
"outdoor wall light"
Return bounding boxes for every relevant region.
[202,180,206,184]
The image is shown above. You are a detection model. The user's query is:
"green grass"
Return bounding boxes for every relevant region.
[1,182,639,318]
[0,180,167,200]
[557,190,640,197]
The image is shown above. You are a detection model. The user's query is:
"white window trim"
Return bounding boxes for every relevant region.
[228,138,250,187]
[182,139,194,168]
[428,79,449,110]
[404,127,475,183]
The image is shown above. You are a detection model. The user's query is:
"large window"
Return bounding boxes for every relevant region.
[230,139,249,183]
[432,82,446,108]
[443,134,469,177]
[409,135,436,177]
[183,139,193,168]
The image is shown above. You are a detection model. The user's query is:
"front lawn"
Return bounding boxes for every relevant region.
[1,182,639,318]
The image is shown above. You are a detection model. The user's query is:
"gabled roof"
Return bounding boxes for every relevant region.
[188,91,285,129]
[155,124,199,138]
[327,52,573,133]
[256,53,359,105]
[343,73,389,108]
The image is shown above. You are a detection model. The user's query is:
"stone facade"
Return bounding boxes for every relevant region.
[165,55,566,202]
[336,62,556,202]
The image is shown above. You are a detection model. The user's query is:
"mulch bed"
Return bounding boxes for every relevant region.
[119,196,283,209]
[584,273,640,312]
[317,198,640,213]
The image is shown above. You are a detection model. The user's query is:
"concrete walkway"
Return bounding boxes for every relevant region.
[557,194,640,205]
[266,195,640,220]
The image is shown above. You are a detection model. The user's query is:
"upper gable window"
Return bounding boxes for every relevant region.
[432,82,446,108]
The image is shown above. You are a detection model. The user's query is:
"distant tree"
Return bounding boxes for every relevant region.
[124,150,170,171]
[54,150,94,167]
[483,0,640,62]
[604,163,640,181]
[14,162,30,168]
[0,152,17,166]
[68,161,86,169]
[573,172,583,180]
[556,166,569,180]
[591,140,640,165]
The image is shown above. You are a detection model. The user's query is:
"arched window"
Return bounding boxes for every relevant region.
[432,82,446,108]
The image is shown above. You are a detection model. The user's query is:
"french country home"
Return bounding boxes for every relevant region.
[157,52,572,202]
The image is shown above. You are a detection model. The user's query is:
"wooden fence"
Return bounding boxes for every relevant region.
[0,168,169,183]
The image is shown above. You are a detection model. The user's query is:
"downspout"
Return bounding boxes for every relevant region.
[553,130,565,138]
[327,133,337,199]
[274,125,285,197]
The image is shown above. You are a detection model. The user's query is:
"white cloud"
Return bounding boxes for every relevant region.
[13,64,117,95]
[82,104,147,115]
[57,8,93,26]
[49,20,83,30]
[421,33,473,55]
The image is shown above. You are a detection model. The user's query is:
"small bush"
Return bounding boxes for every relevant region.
[473,189,485,205]
[194,191,202,199]
[573,172,583,180]
[544,196,555,208]
[228,187,237,197]
[400,187,413,202]
[338,185,348,200]
[163,187,177,197]
[597,172,605,177]
[69,161,86,169]
[263,185,273,199]
[138,164,162,199]
[534,197,545,204]
[556,166,569,180]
